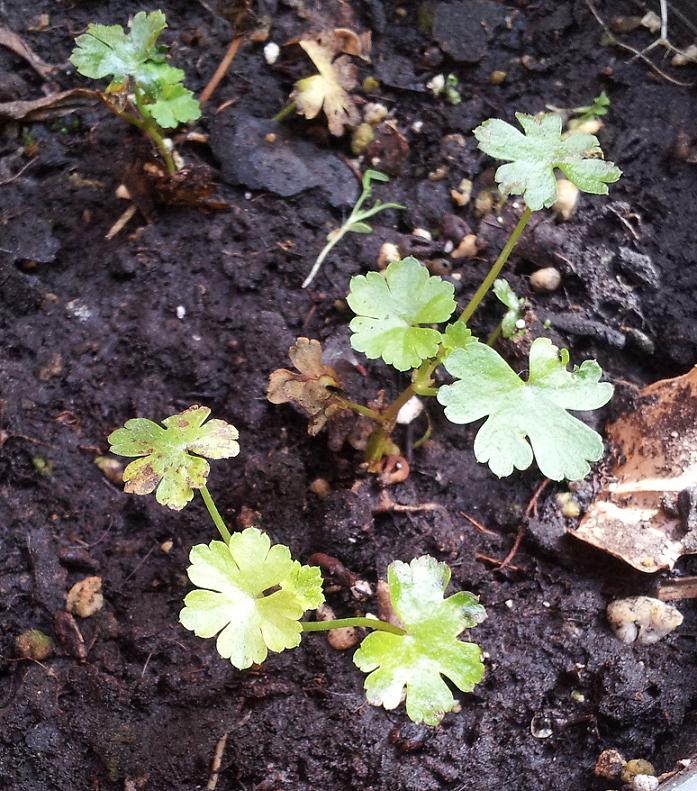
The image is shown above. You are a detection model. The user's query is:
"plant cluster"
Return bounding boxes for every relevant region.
[270,112,620,480]
[109,406,486,726]
[82,11,622,727]
[70,11,201,174]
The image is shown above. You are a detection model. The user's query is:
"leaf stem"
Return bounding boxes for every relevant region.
[302,228,347,288]
[302,617,405,636]
[199,485,231,544]
[133,86,177,176]
[335,397,385,422]
[457,206,533,326]
[273,101,297,123]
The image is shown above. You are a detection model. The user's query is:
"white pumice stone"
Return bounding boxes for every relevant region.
[607,596,683,645]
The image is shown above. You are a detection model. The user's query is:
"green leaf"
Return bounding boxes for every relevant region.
[347,221,373,234]
[474,112,621,211]
[493,278,524,339]
[441,322,474,354]
[353,556,486,726]
[347,257,456,371]
[108,405,240,510]
[70,10,167,83]
[579,90,610,121]
[362,169,389,190]
[179,528,324,669]
[148,82,201,128]
[437,337,614,480]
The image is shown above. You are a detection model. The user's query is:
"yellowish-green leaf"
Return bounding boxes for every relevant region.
[354,556,486,726]
[108,405,240,510]
[179,528,324,669]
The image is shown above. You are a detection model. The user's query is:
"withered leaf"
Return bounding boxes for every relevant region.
[571,367,697,572]
[291,30,362,136]
[267,338,344,435]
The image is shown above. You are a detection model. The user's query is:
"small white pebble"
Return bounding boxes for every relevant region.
[263,42,280,65]
[396,396,424,425]
[542,601,551,608]
[426,74,445,95]
[411,120,424,133]
[412,227,432,241]
[176,305,186,320]
[444,240,454,254]
[244,192,252,200]
[515,318,526,330]
[505,599,514,609]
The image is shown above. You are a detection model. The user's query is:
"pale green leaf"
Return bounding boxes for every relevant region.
[179,528,324,669]
[347,257,456,371]
[148,82,201,128]
[437,337,614,480]
[347,221,373,234]
[493,278,524,338]
[70,11,167,82]
[441,322,474,354]
[474,112,621,210]
[354,556,486,726]
[108,405,240,510]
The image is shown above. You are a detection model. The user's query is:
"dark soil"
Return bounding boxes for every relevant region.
[2,1,697,789]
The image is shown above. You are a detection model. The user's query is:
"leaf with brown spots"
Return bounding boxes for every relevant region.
[108,405,240,510]
[267,338,345,435]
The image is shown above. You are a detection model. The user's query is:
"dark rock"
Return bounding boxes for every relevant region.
[433,1,508,63]
[209,114,358,208]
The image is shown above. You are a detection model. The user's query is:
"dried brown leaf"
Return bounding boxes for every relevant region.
[571,368,697,572]
[291,31,361,136]
[267,338,344,434]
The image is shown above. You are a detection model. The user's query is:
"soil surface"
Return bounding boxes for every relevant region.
[2,1,697,790]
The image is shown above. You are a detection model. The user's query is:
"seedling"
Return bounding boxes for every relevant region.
[109,405,486,725]
[490,278,525,342]
[302,169,404,288]
[270,112,621,481]
[70,10,201,175]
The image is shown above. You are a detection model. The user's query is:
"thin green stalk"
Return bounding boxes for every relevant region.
[335,396,385,423]
[457,206,533,326]
[199,485,231,544]
[302,617,405,636]
[133,85,177,176]
[273,101,297,123]
[302,229,346,289]
[486,322,502,346]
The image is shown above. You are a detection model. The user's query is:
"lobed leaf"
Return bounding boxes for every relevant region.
[353,556,486,725]
[108,405,239,510]
[267,338,344,435]
[474,111,621,211]
[347,257,456,372]
[291,31,360,136]
[180,528,324,669]
[437,337,614,480]
[70,11,166,84]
